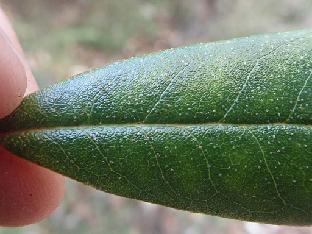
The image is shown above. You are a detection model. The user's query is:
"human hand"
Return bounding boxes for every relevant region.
[0,9,64,226]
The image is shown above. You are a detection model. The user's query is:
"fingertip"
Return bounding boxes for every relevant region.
[0,9,65,226]
[0,31,27,118]
[0,147,65,226]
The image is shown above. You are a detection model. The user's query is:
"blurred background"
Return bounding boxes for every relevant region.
[0,0,312,233]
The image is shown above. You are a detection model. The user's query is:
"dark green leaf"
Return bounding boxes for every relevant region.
[1,30,312,225]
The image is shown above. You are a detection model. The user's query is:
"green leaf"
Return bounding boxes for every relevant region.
[1,30,312,225]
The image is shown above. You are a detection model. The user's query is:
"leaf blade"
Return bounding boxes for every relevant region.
[1,29,312,225]
[1,29,312,131]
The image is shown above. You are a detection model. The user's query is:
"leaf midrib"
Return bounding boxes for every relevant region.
[2,122,312,135]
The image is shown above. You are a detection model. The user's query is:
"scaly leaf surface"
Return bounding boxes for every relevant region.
[1,30,312,225]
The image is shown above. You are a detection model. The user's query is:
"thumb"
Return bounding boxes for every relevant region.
[0,29,26,119]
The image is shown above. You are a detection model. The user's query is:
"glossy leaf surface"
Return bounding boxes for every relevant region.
[1,30,312,225]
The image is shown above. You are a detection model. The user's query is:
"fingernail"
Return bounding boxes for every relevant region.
[0,30,27,119]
